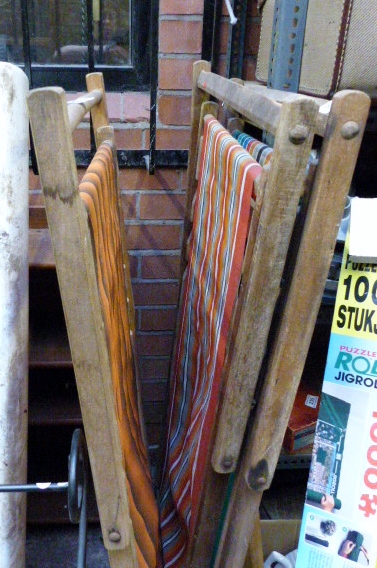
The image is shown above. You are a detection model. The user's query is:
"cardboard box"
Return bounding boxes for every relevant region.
[260,520,301,557]
[244,520,301,567]
[283,381,321,453]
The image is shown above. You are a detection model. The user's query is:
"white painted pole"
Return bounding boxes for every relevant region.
[0,62,29,568]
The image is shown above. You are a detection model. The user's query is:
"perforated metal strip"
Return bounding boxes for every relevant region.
[267,0,309,92]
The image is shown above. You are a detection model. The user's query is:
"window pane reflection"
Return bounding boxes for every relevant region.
[0,0,130,67]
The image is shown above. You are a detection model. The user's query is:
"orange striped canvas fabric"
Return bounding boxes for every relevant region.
[79,141,161,568]
[159,117,263,567]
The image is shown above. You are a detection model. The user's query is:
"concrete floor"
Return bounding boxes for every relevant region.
[26,524,110,568]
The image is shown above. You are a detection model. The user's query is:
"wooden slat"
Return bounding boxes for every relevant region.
[29,229,54,268]
[67,89,103,132]
[29,205,47,229]
[78,141,160,568]
[197,71,282,136]
[28,86,139,567]
[194,101,219,182]
[28,396,81,426]
[211,95,319,474]
[247,515,264,568]
[85,73,110,146]
[198,71,329,136]
[182,60,211,269]
[244,79,331,134]
[213,89,371,568]
[29,326,71,367]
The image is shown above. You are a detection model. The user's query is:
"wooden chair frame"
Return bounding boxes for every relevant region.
[181,61,370,568]
[28,74,144,568]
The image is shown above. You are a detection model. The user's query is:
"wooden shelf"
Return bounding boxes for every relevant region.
[28,368,81,426]
[29,205,54,269]
[29,326,71,368]
[29,263,72,367]
[29,395,81,427]
[27,218,85,522]
[29,229,54,269]
[27,481,99,525]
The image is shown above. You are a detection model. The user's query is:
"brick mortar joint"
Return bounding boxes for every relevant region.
[159,15,203,21]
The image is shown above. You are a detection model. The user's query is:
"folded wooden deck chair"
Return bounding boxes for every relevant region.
[28,75,161,568]
[207,78,370,568]
[161,61,370,568]
[159,112,265,567]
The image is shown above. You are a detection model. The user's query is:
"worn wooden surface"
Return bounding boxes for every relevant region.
[195,101,219,179]
[211,96,319,474]
[213,89,371,568]
[79,140,160,567]
[248,515,264,568]
[28,86,139,568]
[182,60,211,268]
[85,73,110,144]
[244,79,331,134]
[198,71,330,136]
[188,83,318,568]
[67,89,103,132]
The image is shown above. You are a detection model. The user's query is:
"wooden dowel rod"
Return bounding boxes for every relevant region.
[67,89,103,131]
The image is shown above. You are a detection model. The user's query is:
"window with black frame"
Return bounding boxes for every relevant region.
[0,0,150,91]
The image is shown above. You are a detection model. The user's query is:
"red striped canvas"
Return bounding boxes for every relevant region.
[159,117,263,567]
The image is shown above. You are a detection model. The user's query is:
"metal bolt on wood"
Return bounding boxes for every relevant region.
[341,121,360,140]
[108,530,122,543]
[289,124,309,144]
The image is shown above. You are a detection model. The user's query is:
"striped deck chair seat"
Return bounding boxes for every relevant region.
[79,140,161,568]
[159,116,264,567]
[232,129,273,166]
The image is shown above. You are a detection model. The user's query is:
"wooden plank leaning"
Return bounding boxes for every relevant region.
[213,89,371,568]
[182,60,211,270]
[28,86,139,568]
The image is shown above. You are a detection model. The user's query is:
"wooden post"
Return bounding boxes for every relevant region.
[182,60,211,269]
[0,63,29,568]
[28,87,139,568]
[211,95,319,474]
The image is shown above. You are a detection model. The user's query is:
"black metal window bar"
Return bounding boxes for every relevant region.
[13,0,188,171]
[225,0,248,79]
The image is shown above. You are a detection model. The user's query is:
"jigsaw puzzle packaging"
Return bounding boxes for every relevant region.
[296,231,377,567]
